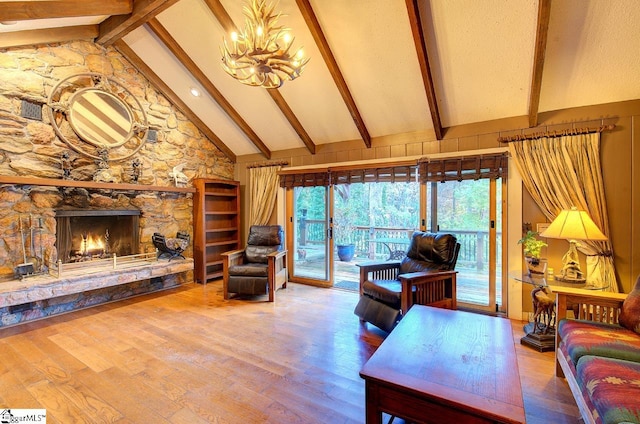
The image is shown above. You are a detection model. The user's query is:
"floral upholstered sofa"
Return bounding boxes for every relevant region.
[555,276,640,424]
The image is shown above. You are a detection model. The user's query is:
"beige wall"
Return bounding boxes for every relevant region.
[236,100,640,305]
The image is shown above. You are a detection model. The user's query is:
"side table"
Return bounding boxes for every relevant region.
[513,274,608,352]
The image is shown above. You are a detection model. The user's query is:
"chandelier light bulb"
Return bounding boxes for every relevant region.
[220,0,310,88]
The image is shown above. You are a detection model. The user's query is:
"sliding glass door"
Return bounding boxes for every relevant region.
[282,153,507,304]
[426,178,504,313]
[288,186,331,285]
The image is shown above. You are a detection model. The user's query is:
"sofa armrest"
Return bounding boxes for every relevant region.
[267,249,288,302]
[221,249,245,300]
[553,286,627,377]
[552,286,627,323]
[398,270,458,313]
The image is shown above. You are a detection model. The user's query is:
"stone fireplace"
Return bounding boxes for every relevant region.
[0,39,234,327]
[55,209,141,263]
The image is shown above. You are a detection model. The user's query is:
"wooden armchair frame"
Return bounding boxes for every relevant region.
[553,286,628,424]
[358,261,458,313]
[222,248,288,302]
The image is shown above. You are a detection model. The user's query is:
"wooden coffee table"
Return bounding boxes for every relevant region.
[360,305,526,424]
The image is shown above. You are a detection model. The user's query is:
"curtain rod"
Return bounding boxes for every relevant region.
[498,124,615,143]
[246,160,289,169]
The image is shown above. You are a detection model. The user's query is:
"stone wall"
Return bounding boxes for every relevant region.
[0,40,234,323]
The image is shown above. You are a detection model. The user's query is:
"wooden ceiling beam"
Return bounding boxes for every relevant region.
[203,0,317,155]
[528,0,551,128]
[0,0,131,21]
[405,0,444,140]
[113,40,237,162]
[146,18,272,159]
[0,25,98,49]
[97,0,180,46]
[295,0,371,148]
[267,88,316,154]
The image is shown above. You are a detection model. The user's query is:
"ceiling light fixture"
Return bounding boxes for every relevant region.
[190,87,201,97]
[220,0,309,89]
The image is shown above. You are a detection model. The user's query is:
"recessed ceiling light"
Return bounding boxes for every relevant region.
[190,87,201,97]
[0,21,18,25]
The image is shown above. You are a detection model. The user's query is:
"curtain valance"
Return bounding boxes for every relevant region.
[330,164,417,185]
[418,153,508,183]
[279,170,330,188]
[278,153,508,188]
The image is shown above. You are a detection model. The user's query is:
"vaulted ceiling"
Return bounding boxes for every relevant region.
[1,0,640,162]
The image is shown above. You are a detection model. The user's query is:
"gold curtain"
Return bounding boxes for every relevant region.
[509,133,618,291]
[249,165,281,226]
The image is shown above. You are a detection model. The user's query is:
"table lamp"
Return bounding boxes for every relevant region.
[539,207,607,283]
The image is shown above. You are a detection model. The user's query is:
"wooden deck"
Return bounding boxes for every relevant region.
[295,254,502,306]
[0,281,579,423]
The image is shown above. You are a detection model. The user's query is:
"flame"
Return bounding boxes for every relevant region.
[78,233,105,253]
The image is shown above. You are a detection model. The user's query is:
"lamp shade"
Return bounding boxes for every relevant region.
[540,207,607,241]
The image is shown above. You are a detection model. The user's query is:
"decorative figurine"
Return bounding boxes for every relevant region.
[61,152,72,180]
[131,158,142,183]
[93,148,116,183]
[168,163,189,187]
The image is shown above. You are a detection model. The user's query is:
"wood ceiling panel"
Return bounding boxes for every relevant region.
[158,0,306,154]
[2,0,640,158]
[307,0,433,139]
[423,0,537,127]
[539,0,640,113]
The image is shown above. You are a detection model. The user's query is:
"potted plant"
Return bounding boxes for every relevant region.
[518,230,548,275]
[334,221,356,261]
[334,205,357,262]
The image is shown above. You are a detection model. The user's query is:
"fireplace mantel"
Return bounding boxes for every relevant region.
[0,176,196,193]
[0,257,194,308]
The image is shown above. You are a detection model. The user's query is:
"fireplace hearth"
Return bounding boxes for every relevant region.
[55,209,140,263]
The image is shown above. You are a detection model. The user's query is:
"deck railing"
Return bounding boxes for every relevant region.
[297,219,501,271]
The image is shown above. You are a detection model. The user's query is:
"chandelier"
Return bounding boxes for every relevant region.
[221,0,309,88]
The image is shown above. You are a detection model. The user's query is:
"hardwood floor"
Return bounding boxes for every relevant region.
[0,282,580,423]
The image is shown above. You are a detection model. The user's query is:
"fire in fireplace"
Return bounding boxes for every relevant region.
[55,209,140,263]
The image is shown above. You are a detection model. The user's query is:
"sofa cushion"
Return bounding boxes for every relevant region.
[620,275,640,334]
[576,355,640,424]
[558,319,640,365]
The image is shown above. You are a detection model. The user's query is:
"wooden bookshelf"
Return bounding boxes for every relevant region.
[193,178,240,283]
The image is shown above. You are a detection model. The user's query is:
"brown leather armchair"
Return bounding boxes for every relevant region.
[222,225,287,302]
[354,232,460,332]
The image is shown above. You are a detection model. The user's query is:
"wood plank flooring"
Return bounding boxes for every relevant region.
[0,282,580,423]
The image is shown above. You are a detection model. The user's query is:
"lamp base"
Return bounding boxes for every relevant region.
[555,275,586,284]
[521,323,556,352]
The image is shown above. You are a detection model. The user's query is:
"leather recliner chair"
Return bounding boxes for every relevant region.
[354,231,460,332]
[222,225,287,302]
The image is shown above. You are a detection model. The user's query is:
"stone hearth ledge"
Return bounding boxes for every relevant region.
[0,258,194,307]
